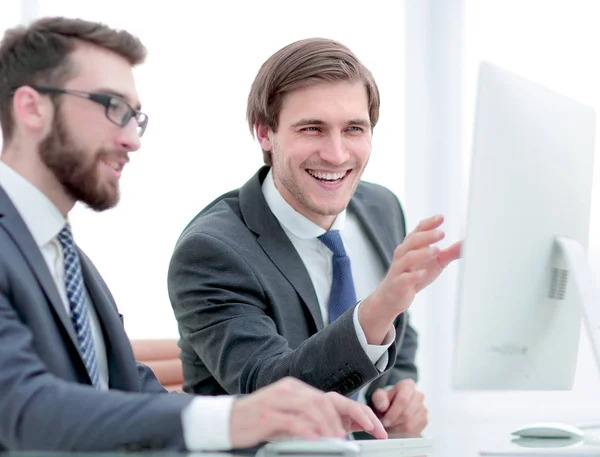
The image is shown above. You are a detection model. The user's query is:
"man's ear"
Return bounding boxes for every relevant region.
[256,123,273,152]
[12,86,52,136]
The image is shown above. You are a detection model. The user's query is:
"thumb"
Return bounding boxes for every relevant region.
[371,388,391,413]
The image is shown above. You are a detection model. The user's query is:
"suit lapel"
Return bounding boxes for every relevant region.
[79,252,140,391]
[0,188,80,349]
[239,168,324,331]
[349,188,395,270]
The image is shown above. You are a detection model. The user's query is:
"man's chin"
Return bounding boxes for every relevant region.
[310,202,350,218]
[82,189,120,212]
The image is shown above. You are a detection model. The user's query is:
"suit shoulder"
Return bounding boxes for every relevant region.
[175,189,250,247]
[355,180,402,208]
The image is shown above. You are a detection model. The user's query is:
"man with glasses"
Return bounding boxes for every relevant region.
[0,17,385,452]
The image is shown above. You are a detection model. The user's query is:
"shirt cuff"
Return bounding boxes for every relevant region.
[181,395,235,451]
[353,301,396,372]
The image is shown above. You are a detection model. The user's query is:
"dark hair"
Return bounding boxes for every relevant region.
[246,37,380,166]
[0,16,147,142]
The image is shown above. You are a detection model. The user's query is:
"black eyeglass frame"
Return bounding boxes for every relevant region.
[9,85,148,137]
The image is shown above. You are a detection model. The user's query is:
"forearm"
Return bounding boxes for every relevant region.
[0,296,192,451]
[7,381,191,451]
[358,293,401,345]
[185,309,385,396]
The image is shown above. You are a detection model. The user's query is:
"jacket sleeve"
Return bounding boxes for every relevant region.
[389,312,419,384]
[168,231,395,397]
[0,291,193,452]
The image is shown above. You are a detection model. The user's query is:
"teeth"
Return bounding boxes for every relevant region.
[308,170,346,180]
[107,161,121,171]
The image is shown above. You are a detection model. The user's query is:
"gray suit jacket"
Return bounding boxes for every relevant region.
[168,166,418,403]
[0,186,193,452]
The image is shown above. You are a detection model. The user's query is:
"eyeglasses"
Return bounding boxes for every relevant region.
[15,85,148,137]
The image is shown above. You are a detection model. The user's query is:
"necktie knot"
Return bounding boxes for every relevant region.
[318,230,347,257]
[57,224,75,251]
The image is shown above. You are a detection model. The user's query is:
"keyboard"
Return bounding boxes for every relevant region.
[262,437,433,456]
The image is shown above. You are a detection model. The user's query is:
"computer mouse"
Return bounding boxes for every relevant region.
[264,438,360,456]
[511,422,585,439]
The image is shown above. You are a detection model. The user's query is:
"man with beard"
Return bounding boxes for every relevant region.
[168,38,461,438]
[0,18,386,452]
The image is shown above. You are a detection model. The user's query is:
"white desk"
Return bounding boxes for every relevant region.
[437,420,600,457]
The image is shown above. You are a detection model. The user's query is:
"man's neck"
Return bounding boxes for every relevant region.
[1,150,75,217]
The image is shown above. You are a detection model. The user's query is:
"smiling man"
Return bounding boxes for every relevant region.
[168,38,460,437]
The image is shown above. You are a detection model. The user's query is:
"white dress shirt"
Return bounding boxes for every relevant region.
[262,169,394,375]
[0,161,233,451]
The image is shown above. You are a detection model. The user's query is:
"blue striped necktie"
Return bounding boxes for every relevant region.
[57,224,100,388]
[319,230,360,400]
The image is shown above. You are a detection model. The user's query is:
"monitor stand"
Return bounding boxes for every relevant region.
[555,236,600,372]
[508,237,600,440]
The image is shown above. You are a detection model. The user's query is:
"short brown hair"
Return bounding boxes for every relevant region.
[0,16,147,142]
[246,37,380,166]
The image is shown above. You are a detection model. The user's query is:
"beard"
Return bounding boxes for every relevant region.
[38,113,120,212]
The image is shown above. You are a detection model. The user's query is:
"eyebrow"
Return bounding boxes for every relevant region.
[290,118,371,128]
[96,88,142,110]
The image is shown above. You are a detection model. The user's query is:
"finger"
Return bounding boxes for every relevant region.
[388,407,428,436]
[409,214,444,235]
[397,390,424,424]
[415,409,429,434]
[394,230,445,260]
[348,406,388,440]
[410,408,429,435]
[381,385,415,426]
[269,411,321,441]
[280,393,344,437]
[371,388,391,413]
[360,405,388,439]
[437,241,462,268]
[326,393,375,434]
[395,246,441,273]
[276,379,356,437]
[309,395,346,437]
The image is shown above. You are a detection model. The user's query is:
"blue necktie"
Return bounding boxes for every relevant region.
[319,230,359,400]
[57,224,100,388]
[319,230,358,323]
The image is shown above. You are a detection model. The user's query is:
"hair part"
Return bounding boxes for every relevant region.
[246,37,380,166]
[0,16,147,143]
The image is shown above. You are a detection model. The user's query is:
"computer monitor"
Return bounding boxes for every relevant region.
[452,62,597,390]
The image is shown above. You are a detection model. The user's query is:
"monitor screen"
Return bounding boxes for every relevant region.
[452,62,597,390]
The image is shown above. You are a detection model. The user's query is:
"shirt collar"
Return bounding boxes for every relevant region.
[0,161,67,247]
[261,168,346,239]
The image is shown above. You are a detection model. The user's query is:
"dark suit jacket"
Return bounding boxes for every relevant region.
[168,166,418,402]
[0,186,192,452]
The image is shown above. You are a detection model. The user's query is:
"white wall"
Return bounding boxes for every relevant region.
[20,0,408,339]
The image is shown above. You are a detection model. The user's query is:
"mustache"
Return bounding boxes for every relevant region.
[96,149,129,164]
